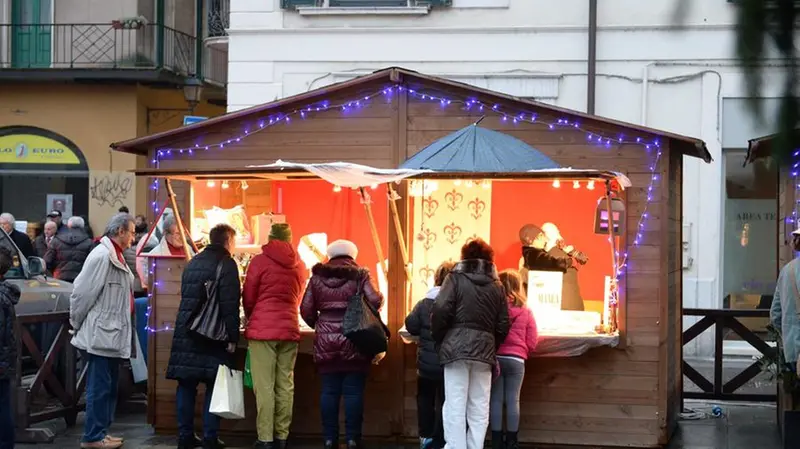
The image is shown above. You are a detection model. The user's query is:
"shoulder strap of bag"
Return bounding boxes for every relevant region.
[214,258,225,282]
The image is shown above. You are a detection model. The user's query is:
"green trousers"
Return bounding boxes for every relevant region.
[249,340,299,442]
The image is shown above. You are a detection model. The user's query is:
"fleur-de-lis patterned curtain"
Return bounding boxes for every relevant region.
[411,179,493,302]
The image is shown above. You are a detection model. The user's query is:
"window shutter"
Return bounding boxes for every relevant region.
[415,0,452,6]
[329,0,408,6]
[281,0,319,9]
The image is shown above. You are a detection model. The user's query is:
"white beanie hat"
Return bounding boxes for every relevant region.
[327,239,358,260]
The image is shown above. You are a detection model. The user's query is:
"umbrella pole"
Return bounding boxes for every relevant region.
[165,178,198,260]
[387,184,412,282]
[359,187,389,280]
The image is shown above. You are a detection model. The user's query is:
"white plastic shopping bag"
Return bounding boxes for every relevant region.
[130,335,147,384]
[209,365,246,419]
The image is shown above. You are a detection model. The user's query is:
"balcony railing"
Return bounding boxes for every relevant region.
[0,23,226,85]
[207,0,230,38]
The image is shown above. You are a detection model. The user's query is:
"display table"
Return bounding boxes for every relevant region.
[398,326,618,358]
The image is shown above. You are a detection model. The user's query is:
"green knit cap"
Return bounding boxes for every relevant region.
[269,223,292,242]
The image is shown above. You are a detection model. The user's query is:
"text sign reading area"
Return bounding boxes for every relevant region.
[0,134,81,164]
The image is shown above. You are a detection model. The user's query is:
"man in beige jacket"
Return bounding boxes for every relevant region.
[70,213,136,449]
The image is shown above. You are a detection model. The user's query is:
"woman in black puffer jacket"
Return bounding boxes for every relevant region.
[405,261,455,449]
[431,239,509,449]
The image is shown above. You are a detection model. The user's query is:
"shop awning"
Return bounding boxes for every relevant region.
[400,124,560,172]
[132,160,632,188]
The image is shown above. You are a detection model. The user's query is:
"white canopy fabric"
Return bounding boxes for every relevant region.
[247,160,428,188]
[245,160,633,189]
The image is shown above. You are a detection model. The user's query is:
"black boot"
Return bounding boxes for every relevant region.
[346,440,362,449]
[323,440,338,449]
[491,431,505,449]
[505,431,519,449]
[254,441,275,449]
[178,436,197,449]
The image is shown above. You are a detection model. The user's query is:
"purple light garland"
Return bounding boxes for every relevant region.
[144,83,662,333]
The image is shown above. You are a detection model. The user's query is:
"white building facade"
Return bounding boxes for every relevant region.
[223,0,788,357]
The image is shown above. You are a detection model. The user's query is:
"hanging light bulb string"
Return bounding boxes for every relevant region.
[616,148,663,277]
[153,84,662,159]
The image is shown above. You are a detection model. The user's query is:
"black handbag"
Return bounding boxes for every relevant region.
[188,260,229,342]
[342,270,390,358]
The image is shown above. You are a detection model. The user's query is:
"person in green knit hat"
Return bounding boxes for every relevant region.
[243,223,306,449]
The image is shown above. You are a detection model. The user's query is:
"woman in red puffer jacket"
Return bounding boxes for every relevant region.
[243,223,305,449]
[489,270,538,449]
[300,239,383,449]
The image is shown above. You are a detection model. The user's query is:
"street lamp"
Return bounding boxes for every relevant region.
[183,77,204,114]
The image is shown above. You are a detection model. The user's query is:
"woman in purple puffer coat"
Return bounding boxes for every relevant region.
[300,239,384,449]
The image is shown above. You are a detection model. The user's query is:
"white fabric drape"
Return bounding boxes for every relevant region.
[247,160,428,188]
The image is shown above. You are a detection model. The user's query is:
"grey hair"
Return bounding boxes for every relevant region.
[163,214,178,234]
[0,213,14,227]
[104,213,135,238]
[67,216,85,229]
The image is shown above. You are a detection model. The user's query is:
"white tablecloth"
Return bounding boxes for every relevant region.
[398,327,618,358]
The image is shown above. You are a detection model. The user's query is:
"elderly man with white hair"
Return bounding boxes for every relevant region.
[0,212,35,258]
[44,215,94,283]
[70,213,136,449]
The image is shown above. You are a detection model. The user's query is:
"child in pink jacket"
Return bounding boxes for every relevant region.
[489,270,538,449]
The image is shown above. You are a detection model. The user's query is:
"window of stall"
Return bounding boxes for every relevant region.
[189,178,390,325]
[404,177,622,335]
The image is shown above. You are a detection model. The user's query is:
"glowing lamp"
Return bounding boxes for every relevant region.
[594,196,626,235]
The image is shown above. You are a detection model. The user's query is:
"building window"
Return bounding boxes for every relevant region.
[721,149,777,339]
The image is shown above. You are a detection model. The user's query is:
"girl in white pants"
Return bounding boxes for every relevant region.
[430,240,511,449]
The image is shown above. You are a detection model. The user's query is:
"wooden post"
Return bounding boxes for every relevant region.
[165,178,198,259]
[359,187,388,279]
[387,183,412,281]
[604,182,619,331]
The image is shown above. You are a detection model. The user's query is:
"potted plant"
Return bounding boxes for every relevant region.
[761,325,800,449]
[111,16,149,30]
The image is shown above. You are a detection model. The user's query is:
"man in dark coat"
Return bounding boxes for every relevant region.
[405,261,455,449]
[33,221,58,259]
[431,239,509,449]
[518,223,583,310]
[166,224,241,449]
[0,245,20,448]
[0,213,34,259]
[44,216,94,283]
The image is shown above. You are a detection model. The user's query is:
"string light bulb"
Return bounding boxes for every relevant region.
[481,179,491,189]
[206,180,215,188]
[370,183,378,190]
[465,180,474,188]
[454,180,462,186]
[587,180,595,190]
[573,181,580,189]
[241,180,249,190]
[552,179,560,188]
[221,181,230,189]
[333,185,342,193]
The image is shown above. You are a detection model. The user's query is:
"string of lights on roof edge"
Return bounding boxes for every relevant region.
[143,83,664,333]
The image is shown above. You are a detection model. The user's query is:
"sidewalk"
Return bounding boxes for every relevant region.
[16,401,782,449]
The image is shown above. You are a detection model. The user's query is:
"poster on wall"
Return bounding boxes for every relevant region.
[88,170,135,237]
[46,194,73,218]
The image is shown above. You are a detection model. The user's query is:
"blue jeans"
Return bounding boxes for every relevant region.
[82,354,120,443]
[489,358,526,432]
[320,372,367,442]
[0,378,14,449]
[176,379,220,441]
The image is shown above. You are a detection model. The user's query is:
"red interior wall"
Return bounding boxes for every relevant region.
[272,181,389,279]
[490,181,614,302]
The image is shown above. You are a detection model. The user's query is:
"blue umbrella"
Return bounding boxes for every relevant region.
[400,123,561,172]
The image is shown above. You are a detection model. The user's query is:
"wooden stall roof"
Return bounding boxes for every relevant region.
[746,128,800,164]
[130,165,630,184]
[111,67,712,163]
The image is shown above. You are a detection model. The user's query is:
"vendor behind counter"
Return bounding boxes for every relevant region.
[518,223,587,311]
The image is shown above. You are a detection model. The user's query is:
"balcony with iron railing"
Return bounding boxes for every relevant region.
[206,0,229,49]
[0,23,227,86]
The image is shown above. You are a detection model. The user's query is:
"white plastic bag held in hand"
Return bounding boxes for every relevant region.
[130,335,147,384]
[209,365,245,419]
